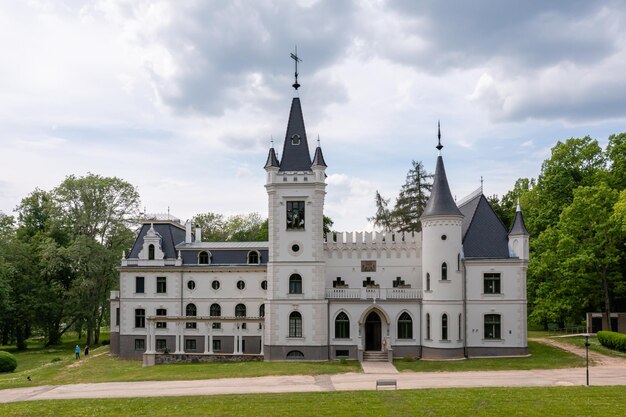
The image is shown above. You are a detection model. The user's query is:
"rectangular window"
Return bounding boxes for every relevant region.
[213,339,221,352]
[483,273,501,294]
[135,309,145,328]
[212,323,221,330]
[156,339,167,352]
[336,350,349,358]
[156,276,167,293]
[156,308,167,328]
[135,276,144,293]
[484,314,501,339]
[185,339,197,352]
[115,307,120,326]
[134,339,145,351]
[286,201,305,229]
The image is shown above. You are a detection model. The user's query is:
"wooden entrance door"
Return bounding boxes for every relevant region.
[365,311,382,351]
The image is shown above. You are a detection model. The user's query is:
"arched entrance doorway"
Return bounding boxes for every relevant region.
[365,311,382,351]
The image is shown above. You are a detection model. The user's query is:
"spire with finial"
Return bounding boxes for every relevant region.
[264,135,280,169]
[312,134,327,168]
[436,120,443,154]
[290,46,302,90]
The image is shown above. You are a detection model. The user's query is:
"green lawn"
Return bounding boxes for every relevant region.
[394,341,585,372]
[0,342,360,389]
[1,386,625,416]
[552,334,626,359]
[1,338,586,390]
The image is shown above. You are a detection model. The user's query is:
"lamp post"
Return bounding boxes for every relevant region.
[583,333,590,386]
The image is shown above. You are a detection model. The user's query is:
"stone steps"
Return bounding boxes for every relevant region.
[363,351,389,362]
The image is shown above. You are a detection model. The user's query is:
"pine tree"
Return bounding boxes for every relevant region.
[369,160,433,232]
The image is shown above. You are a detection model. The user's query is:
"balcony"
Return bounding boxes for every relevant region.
[325,287,421,301]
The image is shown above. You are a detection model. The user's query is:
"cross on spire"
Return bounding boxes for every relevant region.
[290,46,302,90]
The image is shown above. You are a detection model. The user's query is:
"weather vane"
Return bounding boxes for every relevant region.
[290,46,302,90]
[436,120,443,152]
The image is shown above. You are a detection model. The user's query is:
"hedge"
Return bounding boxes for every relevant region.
[596,331,626,353]
[0,351,18,373]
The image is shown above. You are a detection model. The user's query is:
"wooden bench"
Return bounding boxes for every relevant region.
[376,379,397,390]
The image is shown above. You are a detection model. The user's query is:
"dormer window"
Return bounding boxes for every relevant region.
[148,244,155,260]
[199,251,210,264]
[291,134,301,145]
[248,251,260,264]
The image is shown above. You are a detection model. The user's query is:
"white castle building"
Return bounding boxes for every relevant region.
[110,86,529,364]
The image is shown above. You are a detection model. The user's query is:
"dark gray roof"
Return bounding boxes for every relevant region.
[180,249,269,265]
[264,147,280,168]
[458,193,510,258]
[128,222,186,259]
[509,207,529,236]
[421,156,463,218]
[311,146,327,167]
[279,97,312,171]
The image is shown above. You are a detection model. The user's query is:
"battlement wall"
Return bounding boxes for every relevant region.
[324,231,421,260]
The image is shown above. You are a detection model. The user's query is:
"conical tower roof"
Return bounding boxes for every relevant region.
[279,97,312,171]
[509,202,529,236]
[311,144,327,167]
[264,147,280,169]
[422,155,463,218]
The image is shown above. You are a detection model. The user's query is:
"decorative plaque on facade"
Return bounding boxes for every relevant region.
[361,260,376,272]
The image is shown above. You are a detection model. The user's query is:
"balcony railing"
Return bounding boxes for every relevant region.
[325,287,421,300]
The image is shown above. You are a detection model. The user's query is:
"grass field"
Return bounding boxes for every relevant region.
[0,339,360,390]
[1,386,625,416]
[394,341,585,372]
[1,339,585,390]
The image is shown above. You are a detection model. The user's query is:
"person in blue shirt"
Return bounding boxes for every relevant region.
[75,344,80,360]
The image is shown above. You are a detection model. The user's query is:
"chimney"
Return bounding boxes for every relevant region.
[185,221,192,243]
[195,225,202,242]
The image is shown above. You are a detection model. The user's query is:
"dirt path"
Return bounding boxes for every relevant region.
[66,350,108,369]
[531,337,626,366]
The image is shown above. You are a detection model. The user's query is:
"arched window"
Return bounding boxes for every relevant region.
[235,304,246,317]
[199,251,210,264]
[442,313,448,340]
[458,313,463,340]
[426,313,431,340]
[441,262,448,280]
[186,303,197,329]
[248,251,260,264]
[334,312,350,339]
[235,303,247,330]
[289,311,302,338]
[289,274,302,294]
[426,273,431,291]
[148,244,155,260]
[397,312,413,339]
[210,303,221,329]
[259,304,265,317]
[286,350,304,360]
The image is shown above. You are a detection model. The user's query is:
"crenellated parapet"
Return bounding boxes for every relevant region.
[324,230,421,259]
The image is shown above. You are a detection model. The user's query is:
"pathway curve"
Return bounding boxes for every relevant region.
[530,337,626,367]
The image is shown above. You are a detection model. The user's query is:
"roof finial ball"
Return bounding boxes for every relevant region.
[290,46,302,91]
[436,120,443,154]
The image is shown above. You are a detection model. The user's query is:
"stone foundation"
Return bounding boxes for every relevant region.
[154,353,263,365]
[466,346,528,357]
[421,346,465,359]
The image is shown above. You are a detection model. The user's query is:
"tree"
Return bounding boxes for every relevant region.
[54,173,140,245]
[194,212,268,242]
[556,184,625,330]
[525,137,605,236]
[606,133,626,190]
[369,161,433,232]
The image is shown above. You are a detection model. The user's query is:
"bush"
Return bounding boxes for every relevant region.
[597,331,626,353]
[0,351,18,373]
[101,340,110,346]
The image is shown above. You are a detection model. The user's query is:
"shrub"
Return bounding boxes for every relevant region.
[597,331,626,353]
[0,351,18,373]
[101,340,110,346]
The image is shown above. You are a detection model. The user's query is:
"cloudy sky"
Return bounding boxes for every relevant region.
[1,0,625,231]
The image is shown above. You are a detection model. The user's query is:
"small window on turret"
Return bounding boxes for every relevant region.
[441,262,448,280]
[291,134,301,145]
